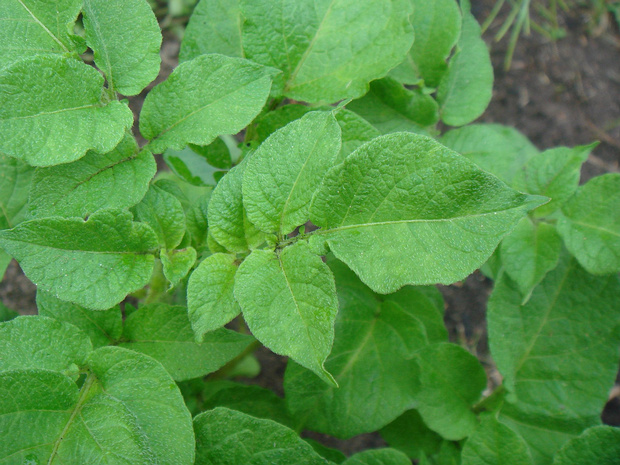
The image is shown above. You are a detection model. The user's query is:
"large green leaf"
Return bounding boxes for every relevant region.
[390,0,462,87]
[461,415,533,465]
[188,253,241,342]
[207,162,266,253]
[0,154,34,227]
[0,209,159,310]
[342,449,411,465]
[0,317,195,465]
[29,134,155,218]
[240,0,414,103]
[437,2,493,126]
[37,290,122,349]
[440,124,539,186]
[380,410,443,459]
[0,316,92,373]
[347,77,439,134]
[140,54,275,154]
[556,173,620,274]
[194,407,329,465]
[0,55,133,166]
[243,111,341,235]
[514,144,595,217]
[412,343,487,440]
[500,218,561,303]
[119,303,254,381]
[488,255,620,462]
[309,133,545,293]
[235,242,338,385]
[0,0,83,69]
[83,0,161,96]
[180,0,243,61]
[161,247,197,288]
[552,426,620,464]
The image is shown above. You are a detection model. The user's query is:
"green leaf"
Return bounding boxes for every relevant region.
[500,218,561,303]
[0,302,18,322]
[342,449,412,465]
[191,137,234,169]
[514,144,595,217]
[163,139,232,187]
[0,154,34,227]
[393,0,462,87]
[556,173,620,274]
[134,183,187,250]
[488,256,620,462]
[0,316,92,373]
[437,4,493,126]
[347,77,439,133]
[180,0,243,61]
[187,253,241,342]
[194,407,330,465]
[140,54,275,154]
[186,193,211,250]
[235,242,338,385]
[440,124,540,186]
[380,410,443,459]
[243,111,341,235]
[0,209,158,310]
[240,0,414,103]
[29,134,155,218]
[413,343,487,440]
[119,303,253,382]
[208,162,266,253]
[284,258,427,438]
[200,380,294,428]
[0,343,195,465]
[0,0,83,69]
[83,0,161,96]
[305,440,347,464]
[37,290,122,348]
[461,414,533,465]
[552,426,620,464]
[161,247,197,288]
[309,133,545,293]
[0,55,134,166]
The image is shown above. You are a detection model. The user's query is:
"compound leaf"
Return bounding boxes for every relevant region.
[515,144,595,217]
[29,134,156,218]
[440,124,539,186]
[235,242,338,385]
[83,0,161,96]
[500,218,561,303]
[413,343,487,440]
[553,426,620,465]
[140,54,275,154]
[208,162,266,253]
[37,290,122,349]
[0,209,159,310]
[488,255,620,462]
[119,303,254,382]
[240,0,414,103]
[437,3,493,126]
[243,111,341,235]
[187,253,241,342]
[284,258,427,438]
[194,407,329,465]
[310,133,545,293]
[461,414,533,465]
[556,173,620,274]
[0,0,83,69]
[180,0,243,61]
[342,449,411,465]
[0,55,133,166]
[347,77,439,134]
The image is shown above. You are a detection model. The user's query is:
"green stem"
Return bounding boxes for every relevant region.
[209,339,262,380]
[473,384,506,414]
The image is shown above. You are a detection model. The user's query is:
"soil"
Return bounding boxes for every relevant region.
[1,0,619,454]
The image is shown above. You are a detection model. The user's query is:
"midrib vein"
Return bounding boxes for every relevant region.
[4,104,99,122]
[17,0,69,52]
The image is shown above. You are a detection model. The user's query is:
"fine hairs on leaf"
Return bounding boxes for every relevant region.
[0,0,618,464]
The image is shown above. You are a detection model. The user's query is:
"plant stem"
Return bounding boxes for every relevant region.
[209,339,262,380]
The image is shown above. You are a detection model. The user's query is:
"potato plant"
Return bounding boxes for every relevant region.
[0,0,619,463]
